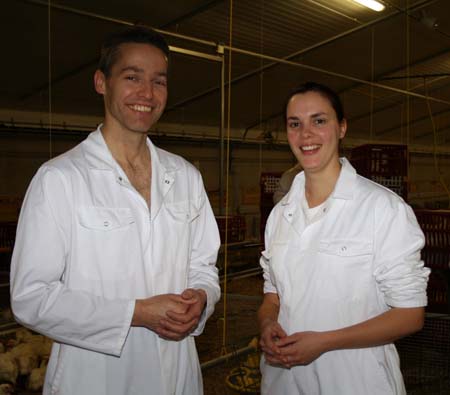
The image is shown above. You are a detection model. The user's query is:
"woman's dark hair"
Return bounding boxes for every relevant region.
[285,81,345,123]
[98,25,170,78]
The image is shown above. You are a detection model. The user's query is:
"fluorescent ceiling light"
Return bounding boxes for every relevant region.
[353,0,385,12]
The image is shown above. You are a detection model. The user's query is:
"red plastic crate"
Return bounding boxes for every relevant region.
[415,210,450,313]
[351,144,408,177]
[215,215,246,243]
[0,222,16,248]
[351,144,408,200]
[0,221,16,272]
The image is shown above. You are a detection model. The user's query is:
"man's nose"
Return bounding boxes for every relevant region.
[138,81,153,99]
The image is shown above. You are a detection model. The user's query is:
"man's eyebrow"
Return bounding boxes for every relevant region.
[119,66,144,74]
[119,67,167,78]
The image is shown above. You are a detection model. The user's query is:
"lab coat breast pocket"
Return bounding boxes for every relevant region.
[316,239,374,303]
[75,206,137,283]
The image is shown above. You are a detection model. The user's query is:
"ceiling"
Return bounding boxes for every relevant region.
[2,0,450,149]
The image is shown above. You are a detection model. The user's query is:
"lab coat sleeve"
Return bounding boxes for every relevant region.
[260,210,278,295]
[372,195,430,308]
[187,172,220,336]
[10,166,134,356]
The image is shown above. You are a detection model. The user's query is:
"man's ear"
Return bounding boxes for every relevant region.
[94,70,106,95]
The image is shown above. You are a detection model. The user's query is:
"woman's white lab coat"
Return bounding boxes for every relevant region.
[260,158,429,395]
[10,128,220,395]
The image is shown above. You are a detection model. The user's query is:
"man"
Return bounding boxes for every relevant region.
[272,163,302,205]
[10,26,220,395]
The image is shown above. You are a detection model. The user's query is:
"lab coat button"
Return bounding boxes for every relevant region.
[104,221,109,227]
[118,176,123,182]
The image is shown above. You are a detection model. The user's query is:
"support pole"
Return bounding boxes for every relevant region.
[219,45,225,215]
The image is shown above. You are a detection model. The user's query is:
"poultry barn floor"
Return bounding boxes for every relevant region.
[0,275,264,395]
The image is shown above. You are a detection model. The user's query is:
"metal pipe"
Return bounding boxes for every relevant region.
[379,73,450,81]
[169,46,222,62]
[222,44,450,106]
[0,325,21,337]
[377,107,450,137]
[200,344,257,371]
[22,0,219,48]
[305,0,360,23]
[18,1,222,101]
[5,124,450,156]
[220,268,262,283]
[167,0,439,112]
[223,270,263,282]
[21,0,443,113]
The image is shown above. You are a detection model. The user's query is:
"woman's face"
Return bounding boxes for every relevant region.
[286,91,346,176]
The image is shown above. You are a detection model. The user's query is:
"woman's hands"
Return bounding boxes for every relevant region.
[259,318,287,366]
[260,307,425,369]
[275,331,328,367]
[260,325,327,368]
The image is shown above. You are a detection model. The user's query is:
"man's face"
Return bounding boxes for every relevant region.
[94,43,168,135]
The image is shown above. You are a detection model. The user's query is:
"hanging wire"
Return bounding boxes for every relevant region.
[48,0,53,158]
[405,0,410,146]
[369,27,374,141]
[423,78,450,207]
[221,0,233,356]
[258,0,265,175]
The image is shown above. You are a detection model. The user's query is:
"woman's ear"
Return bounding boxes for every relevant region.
[339,119,347,139]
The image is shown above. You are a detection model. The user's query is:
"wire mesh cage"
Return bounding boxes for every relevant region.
[397,314,450,394]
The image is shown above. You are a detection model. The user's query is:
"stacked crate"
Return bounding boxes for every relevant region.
[415,210,450,313]
[0,221,16,272]
[215,215,246,244]
[260,172,282,241]
[350,144,408,201]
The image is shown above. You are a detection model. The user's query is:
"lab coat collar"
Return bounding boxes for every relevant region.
[332,158,357,200]
[280,157,356,225]
[82,125,180,219]
[83,126,117,171]
[282,157,356,206]
[83,126,178,171]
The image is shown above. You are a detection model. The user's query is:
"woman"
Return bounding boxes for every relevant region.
[258,82,430,394]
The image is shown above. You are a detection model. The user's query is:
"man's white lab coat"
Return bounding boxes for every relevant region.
[10,128,220,395]
[260,158,429,395]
